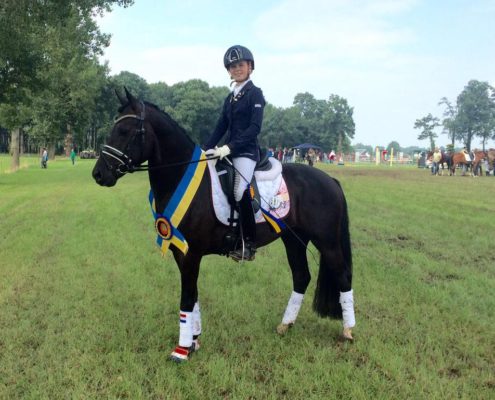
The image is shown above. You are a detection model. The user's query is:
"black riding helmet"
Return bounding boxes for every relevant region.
[223,45,255,70]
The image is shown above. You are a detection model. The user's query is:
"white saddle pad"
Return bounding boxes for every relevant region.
[207,158,290,226]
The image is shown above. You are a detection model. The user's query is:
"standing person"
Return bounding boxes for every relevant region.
[41,147,48,168]
[204,45,266,262]
[432,147,442,175]
[329,150,336,164]
[70,148,76,165]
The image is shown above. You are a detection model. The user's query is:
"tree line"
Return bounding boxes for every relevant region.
[1,1,356,171]
[414,80,495,152]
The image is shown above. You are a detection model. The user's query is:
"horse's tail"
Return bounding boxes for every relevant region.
[313,179,353,319]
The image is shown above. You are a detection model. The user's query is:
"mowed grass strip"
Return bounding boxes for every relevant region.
[0,154,43,174]
[0,159,494,399]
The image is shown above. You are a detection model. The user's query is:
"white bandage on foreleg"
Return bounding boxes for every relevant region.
[339,289,355,329]
[282,291,304,325]
[178,310,193,347]
[192,302,202,336]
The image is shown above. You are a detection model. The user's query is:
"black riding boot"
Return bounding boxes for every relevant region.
[230,190,257,262]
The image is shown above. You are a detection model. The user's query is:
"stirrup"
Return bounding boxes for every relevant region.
[229,243,256,262]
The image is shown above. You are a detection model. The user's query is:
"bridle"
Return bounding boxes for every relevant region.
[100,101,147,174]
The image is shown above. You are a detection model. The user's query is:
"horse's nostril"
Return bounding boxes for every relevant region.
[93,169,102,183]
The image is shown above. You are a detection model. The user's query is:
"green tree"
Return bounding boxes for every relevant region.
[438,97,459,147]
[112,71,150,100]
[0,0,133,168]
[166,80,228,144]
[148,82,173,110]
[325,95,355,152]
[353,142,374,154]
[414,113,440,151]
[386,141,401,155]
[455,80,495,151]
[261,105,305,149]
[291,92,355,151]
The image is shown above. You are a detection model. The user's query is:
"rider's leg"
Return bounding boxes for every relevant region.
[230,157,256,261]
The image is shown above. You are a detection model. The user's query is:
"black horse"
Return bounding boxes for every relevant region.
[92,89,355,362]
[426,150,452,175]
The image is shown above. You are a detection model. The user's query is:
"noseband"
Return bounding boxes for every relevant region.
[101,102,146,174]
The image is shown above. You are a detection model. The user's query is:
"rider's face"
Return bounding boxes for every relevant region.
[228,61,251,83]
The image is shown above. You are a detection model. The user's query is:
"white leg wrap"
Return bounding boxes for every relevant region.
[192,302,202,337]
[282,291,304,325]
[339,289,355,329]
[178,311,193,347]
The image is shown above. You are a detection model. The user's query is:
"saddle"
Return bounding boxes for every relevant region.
[207,150,289,254]
[214,148,271,213]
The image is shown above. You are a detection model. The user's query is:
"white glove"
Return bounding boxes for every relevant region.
[205,145,231,160]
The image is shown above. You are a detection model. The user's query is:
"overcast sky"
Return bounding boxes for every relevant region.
[97,0,495,148]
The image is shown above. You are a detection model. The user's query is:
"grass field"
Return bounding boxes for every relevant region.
[0,154,44,174]
[1,157,494,399]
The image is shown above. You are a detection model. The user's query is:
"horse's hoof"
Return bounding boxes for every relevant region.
[169,341,199,363]
[276,323,293,335]
[342,327,354,341]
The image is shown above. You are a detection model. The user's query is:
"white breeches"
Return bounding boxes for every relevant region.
[233,157,256,202]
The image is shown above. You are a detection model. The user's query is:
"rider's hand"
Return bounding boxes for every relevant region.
[205,148,218,159]
[205,145,231,160]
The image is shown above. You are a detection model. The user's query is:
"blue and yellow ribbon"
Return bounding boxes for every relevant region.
[260,207,286,234]
[149,145,207,255]
[247,183,286,234]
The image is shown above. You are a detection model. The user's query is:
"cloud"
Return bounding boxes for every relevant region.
[253,0,418,64]
[101,45,228,87]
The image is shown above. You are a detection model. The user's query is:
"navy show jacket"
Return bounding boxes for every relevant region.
[204,80,265,161]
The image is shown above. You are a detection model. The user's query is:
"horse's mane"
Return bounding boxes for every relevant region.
[144,101,196,146]
[118,100,196,146]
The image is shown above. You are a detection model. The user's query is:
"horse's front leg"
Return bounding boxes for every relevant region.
[170,251,202,362]
[277,233,311,335]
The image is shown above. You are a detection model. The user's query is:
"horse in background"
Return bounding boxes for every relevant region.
[450,150,486,176]
[487,149,495,176]
[471,150,487,177]
[426,150,452,175]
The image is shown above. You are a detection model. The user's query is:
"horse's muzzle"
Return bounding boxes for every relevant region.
[92,164,117,187]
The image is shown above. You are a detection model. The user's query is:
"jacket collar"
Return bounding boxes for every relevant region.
[231,80,254,102]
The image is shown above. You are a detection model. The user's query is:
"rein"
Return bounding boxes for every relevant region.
[128,157,214,173]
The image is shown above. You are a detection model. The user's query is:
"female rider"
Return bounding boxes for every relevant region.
[204,45,266,261]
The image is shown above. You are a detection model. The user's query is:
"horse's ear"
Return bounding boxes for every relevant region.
[124,87,139,111]
[115,89,126,106]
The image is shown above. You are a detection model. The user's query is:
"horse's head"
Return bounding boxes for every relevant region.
[92,88,159,187]
[473,150,487,161]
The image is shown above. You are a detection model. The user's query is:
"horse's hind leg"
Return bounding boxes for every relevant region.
[316,247,355,340]
[277,232,311,335]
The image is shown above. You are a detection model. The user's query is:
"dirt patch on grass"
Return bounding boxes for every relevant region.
[422,272,462,284]
[386,235,425,251]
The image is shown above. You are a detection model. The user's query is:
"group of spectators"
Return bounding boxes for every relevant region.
[39,147,77,168]
[268,147,339,166]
